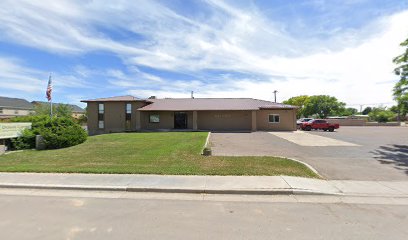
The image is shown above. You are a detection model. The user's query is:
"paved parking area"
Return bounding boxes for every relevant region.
[269,131,359,146]
[210,127,408,180]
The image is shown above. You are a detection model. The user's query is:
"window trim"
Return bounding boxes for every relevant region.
[268,114,280,123]
[149,113,160,123]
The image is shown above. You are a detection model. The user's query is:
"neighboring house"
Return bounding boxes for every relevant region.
[31,101,86,119]
[82,95,298,135]
[0,96,34,119]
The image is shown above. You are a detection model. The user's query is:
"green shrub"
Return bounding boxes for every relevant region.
[368,108,396,123]
[11,129,36,150]
[12,116,87,150]
[39,118,88,149]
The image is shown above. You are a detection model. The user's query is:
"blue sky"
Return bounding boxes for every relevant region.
[0,0,407,108]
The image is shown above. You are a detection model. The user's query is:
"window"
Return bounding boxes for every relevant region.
[14,110,19,115]
[125,103,131,130]
[98,103,104,129]
[0,108,3,114]
[268,114,280,123]
[149,114,160,123]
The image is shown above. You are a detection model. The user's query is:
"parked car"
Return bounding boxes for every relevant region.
[296,118,314,128]
[300,119,339,132]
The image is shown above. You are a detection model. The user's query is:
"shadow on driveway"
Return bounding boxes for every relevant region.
[372,145,408,175]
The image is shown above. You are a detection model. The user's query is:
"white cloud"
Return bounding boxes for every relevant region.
[0,0,407,106]
[0,56,91,102]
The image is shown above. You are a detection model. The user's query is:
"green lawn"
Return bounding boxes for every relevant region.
[0,132,318,177]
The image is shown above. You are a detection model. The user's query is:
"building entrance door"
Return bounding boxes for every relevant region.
[174,112,187,129]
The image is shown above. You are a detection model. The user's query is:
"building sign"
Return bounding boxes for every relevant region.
[0,122,32,139]
[214,114,231,118]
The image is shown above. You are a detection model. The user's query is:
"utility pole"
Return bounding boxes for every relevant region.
[273,90,278,103]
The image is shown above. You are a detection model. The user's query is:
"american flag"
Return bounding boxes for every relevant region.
[46,75,52,102]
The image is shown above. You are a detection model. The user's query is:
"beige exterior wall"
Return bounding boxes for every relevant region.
[0,108,33,117]
[256,109,297,131]
[87,101,146,135]
[197,110,252,131]
[140,111,193,130]
[72,112,85,119]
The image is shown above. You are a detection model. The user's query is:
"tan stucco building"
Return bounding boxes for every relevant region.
[82,95,297,135]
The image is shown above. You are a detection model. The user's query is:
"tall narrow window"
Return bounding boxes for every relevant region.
[0,108,3,114]
[98,103,104,129]
[125,103,131,130]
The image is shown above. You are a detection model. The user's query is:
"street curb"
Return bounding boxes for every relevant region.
[0,183,338,196]
[2,184,408,198]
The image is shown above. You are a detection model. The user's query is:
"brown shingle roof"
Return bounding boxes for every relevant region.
[81,95,147,102]
[139,98,296,111]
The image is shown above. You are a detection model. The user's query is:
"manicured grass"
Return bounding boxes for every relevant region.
[0,132,318,177]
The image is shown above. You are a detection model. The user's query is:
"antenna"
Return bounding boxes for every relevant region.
[273,90,278,103]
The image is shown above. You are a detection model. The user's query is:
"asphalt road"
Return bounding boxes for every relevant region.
[211,127,408,180]
[0,189,407,240]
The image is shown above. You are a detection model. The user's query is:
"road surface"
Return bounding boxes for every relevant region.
[0,189,407,239]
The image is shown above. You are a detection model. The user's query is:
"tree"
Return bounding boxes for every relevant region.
[362,107,372,115]
[303,95,346,118]
[393,37,408,118]
[55,104,73,118]
[283,95,309,118]
[340,107,358,116]
[389,105,399,114]
[33,103,73,118]
[368,107,396,123]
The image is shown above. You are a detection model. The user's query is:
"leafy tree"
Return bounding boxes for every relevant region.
[55,104,73,118]
[32,103,52,116]
[303,95,346,118]
[368,107,396,123]
[393,37,408,117]
[389,105,399,114]
[340,107,358,116]
[283,95,309,118]
[361,107,372,115]
[33,103,73,118]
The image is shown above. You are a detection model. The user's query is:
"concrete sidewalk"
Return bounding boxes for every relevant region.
[0,173,407,197]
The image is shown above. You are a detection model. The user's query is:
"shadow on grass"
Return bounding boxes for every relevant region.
[372,144,408,175]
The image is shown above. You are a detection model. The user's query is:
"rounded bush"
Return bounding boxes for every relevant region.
[38,117,88,149]
[12,116,87,150]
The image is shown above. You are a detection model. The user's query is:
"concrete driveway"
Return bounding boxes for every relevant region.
[210,127,408,180]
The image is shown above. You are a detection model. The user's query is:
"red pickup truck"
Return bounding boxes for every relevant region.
[300,119,339,132]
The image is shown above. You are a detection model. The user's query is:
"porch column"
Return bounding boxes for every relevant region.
[193,111,198,130]
[251,110,257,131]
[135,111,141,130]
